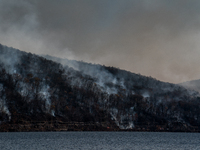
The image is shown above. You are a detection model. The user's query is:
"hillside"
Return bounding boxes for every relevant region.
[1,44,200,132]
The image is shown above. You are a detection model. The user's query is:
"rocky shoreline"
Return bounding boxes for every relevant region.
[1,121,200,132]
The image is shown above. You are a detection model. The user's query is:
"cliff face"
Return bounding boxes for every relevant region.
[1,44,200,132]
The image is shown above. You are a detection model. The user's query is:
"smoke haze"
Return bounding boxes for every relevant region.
[1,0,200,83]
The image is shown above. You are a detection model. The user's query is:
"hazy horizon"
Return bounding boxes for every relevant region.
[1,0,200,83]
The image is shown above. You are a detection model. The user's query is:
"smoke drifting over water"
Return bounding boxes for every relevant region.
[1,0,200,83]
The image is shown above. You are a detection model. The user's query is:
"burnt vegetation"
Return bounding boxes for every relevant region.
[0,44,200,132]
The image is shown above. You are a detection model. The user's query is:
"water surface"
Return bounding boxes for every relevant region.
[0,132,199,150]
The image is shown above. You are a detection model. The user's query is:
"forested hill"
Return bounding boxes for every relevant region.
[0,43,200,132]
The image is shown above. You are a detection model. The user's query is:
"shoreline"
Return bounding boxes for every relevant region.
[1,122,200,133]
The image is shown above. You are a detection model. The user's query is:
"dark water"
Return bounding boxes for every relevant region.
[0,132,200,150]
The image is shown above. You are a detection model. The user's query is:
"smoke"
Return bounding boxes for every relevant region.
[0,96,11,121]
[1,0,200,83]
[179,79,200,93]
[0,45,21,74]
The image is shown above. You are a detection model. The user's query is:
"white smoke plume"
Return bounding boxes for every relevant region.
[1,1,200,83]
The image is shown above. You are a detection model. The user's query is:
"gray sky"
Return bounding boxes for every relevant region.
[1,0,200,83]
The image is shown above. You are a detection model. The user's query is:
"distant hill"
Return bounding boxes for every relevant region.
[179,79,200,93]
[0,43,200,132]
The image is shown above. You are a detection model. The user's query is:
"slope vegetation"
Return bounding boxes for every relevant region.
[0,44,200,132]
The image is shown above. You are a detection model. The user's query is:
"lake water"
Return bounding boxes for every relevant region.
[0,132,200,150]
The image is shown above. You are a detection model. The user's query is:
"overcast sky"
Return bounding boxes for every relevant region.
[1,0,200,83]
